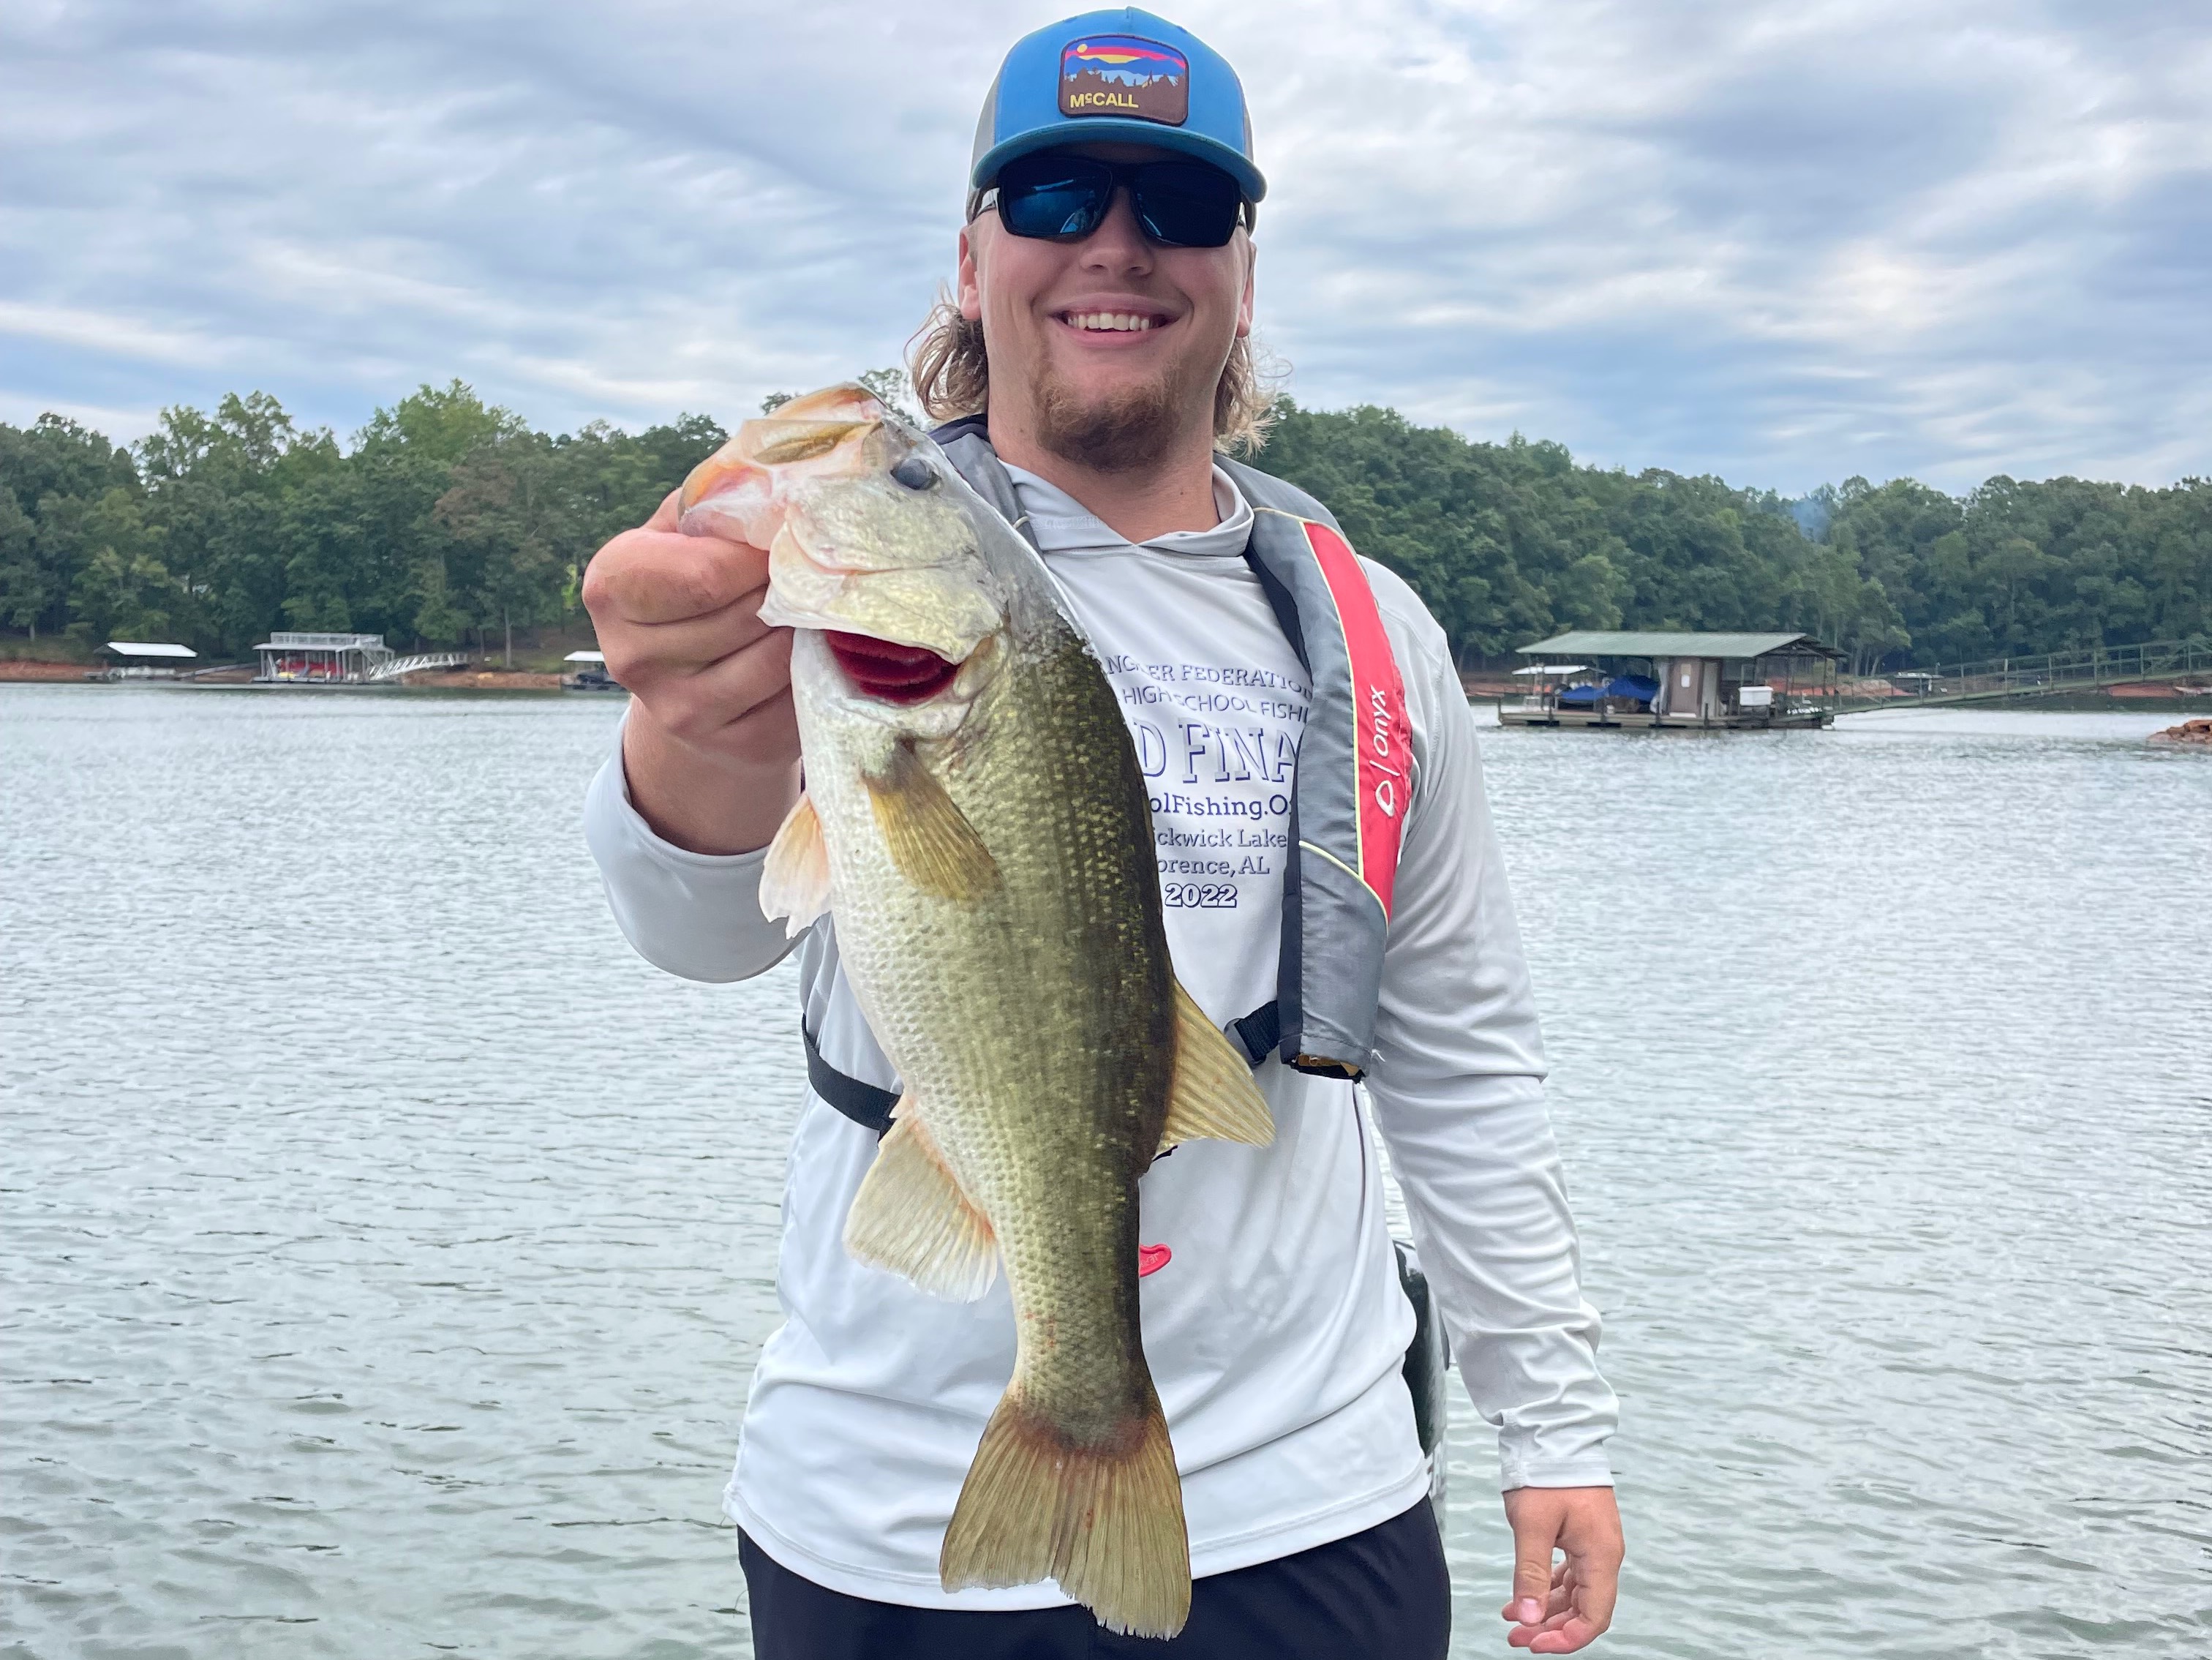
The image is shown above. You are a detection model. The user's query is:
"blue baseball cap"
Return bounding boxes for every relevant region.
[968,9,1265,208]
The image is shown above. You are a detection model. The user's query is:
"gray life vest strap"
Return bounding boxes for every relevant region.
[1219,459,1410,1079]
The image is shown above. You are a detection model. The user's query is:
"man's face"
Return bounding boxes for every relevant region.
[958,142,1255,473]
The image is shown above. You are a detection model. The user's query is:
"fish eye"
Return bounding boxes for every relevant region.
[889,455,938,492]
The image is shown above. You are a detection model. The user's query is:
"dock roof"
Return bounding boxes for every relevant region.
[102,641,197,658]
[253,632,388,650]
[1519,630,1838,660]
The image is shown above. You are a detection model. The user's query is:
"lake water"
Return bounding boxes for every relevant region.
[4,686,2207,1659]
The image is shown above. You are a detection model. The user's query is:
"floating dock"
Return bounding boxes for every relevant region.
[1498,631,1839,731]
[251,632,467,686]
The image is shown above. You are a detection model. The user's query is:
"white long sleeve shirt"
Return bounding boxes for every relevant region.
[584,463,1615,1610]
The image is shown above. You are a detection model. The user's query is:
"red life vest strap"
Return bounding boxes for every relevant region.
[1300,521,1413,920]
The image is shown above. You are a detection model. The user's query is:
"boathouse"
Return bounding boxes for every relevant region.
[562,649,622,692]
[252,631,395,684]
[1502,631,1840,729]
[93,641,198,681]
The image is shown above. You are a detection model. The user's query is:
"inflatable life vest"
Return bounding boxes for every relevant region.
[800,419,1414,1136]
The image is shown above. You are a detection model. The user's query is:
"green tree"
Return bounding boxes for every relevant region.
[0,415,140,639]
[361,379,521,464]
[434,433,576,664]
[137,392,340,654]
[0,490,45,636]
[63,489,170,643]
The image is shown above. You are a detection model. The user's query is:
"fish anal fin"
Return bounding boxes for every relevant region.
[759,790,830,936]
[941,1383,1190,1638]
[1159,980,1275,1153]
[863,743,1000,901]
[843,1101,998,1302]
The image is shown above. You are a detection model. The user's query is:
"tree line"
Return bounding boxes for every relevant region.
[1263,405,2211,672]
[0,384,725,666]
[4,378,2205,674]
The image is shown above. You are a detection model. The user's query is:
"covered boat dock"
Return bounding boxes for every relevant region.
[562,649,622,693]
[1501,631,1839,729]
[253,632,396,684]
[91,641,198,681]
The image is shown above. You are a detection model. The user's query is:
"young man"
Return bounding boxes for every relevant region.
[581,10,1622,1655]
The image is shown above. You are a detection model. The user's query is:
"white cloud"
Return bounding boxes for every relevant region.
[1,0,2205,492]
[0,299,234,369]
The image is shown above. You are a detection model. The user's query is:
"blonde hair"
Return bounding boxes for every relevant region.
[907,293,1281,454]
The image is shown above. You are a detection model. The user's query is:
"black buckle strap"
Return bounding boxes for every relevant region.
[801,1021,900,1138]
[804,999,1280,1143]
[1224,1000,1281,1069]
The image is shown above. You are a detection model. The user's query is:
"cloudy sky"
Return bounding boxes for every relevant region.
[4,0,2207,493]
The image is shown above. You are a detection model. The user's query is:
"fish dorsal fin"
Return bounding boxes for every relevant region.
[1159,980,1275,1153]
[843,1100,999,1302]
[863,742,1001,901]
[759,789,830,936]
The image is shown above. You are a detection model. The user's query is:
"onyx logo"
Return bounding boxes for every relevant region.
[1367,683,1404,819]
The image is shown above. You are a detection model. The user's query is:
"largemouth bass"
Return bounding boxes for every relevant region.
[677,383,1272,1638]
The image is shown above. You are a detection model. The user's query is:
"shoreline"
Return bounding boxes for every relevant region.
[10,657,2200,710]
[0,659,584,692]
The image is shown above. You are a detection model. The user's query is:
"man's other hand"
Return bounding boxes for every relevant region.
[582,489,801,855]
[1501,1485,1622,1652]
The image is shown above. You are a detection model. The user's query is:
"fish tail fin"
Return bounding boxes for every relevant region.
[941,1383,1190,1638]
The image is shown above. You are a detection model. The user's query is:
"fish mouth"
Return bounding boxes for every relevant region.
[824,632,960,705]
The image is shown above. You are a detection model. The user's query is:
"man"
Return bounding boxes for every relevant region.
[582,10,1622,1655]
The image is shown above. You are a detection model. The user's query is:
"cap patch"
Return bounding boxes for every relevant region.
[1060,34,1189,126]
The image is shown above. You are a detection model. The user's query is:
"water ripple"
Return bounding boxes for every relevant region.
[3,688,2207,1657]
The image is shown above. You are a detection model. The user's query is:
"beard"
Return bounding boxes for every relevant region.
[1028,350,1214,474]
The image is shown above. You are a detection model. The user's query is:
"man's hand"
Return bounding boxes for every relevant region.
[1501,1485,1622,1652]
[582,489,801,855]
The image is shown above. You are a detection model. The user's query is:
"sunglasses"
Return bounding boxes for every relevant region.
[979,153,1253,249]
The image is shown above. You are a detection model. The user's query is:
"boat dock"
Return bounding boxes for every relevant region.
[1499,631,1840,730]
[252,632,467,686]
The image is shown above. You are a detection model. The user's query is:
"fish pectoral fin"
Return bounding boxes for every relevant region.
[843,1100,999,1302]
[1158,980,1276,1153]
[759,790,831,936]
[941,1381,1191,1638]
[862,742,1001,901]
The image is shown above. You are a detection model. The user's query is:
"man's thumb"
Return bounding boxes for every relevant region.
[1506,1493,1558,1625]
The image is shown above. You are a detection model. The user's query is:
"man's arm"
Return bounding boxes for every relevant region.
[580,489,807,983]
[582,735,797,983]
[1359,580,1623,1653]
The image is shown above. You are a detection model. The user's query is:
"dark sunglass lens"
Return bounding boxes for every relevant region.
[996,157,1111,241]
[1132,163,1242,248]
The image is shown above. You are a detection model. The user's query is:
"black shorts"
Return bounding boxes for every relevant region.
[739,1498,1450,1659]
